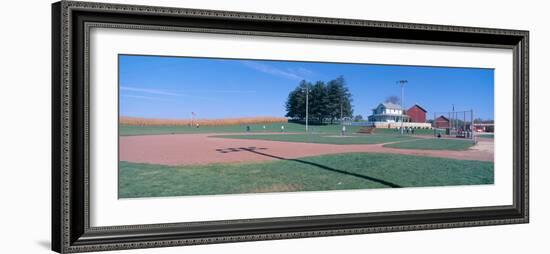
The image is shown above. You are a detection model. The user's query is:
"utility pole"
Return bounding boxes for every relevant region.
[397,80,408,135]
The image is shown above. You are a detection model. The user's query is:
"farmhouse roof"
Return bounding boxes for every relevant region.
[408,104,427,112]
[381,102,403,109]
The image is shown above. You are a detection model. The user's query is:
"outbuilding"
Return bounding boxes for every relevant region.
[407,104,427,123]
[434,115,450,128]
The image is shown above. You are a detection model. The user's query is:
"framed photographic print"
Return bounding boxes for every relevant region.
[52,1,529,253]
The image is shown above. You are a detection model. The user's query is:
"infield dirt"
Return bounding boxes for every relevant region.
[119,133,494,166]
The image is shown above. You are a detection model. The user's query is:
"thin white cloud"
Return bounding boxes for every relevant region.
[241,61,311,81]
[120,94,172,101]
[120,86,182,96]
[295,67,314,77]
[121,86,234,99]
[120,87,213,101]
[180,89,257,94]
[211,89,257,94]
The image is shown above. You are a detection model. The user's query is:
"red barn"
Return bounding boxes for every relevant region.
[407,104,427,123]
[435,115,450,128]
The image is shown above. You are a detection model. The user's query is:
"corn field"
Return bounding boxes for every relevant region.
[120,116,288,126]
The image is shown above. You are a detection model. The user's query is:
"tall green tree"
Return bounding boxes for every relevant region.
[285,76,353,124]
[309,81,329,123]
[285,80,310,120]
[326,76,353,123]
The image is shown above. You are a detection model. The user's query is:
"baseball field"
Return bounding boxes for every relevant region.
[118,121,494,198]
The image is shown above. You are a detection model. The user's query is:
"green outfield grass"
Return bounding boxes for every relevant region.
[213,133,418,145]
[119,122,362,136]
[477,133,494,139]
[119,153,494,198]
[383,138,476,150]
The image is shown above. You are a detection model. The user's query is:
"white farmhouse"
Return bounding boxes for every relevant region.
[367,102,409,123]
[363,102,432,129]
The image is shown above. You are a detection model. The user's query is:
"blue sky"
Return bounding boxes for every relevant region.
[119,55,494,120]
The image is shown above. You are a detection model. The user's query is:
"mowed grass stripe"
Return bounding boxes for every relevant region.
[213,133,418,145]
[119,153,494,198]
[477,133,494,139]
[119,123,363,136]
[383,138,476,150]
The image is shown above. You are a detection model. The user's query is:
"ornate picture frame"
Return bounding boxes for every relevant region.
[52,1,529,253]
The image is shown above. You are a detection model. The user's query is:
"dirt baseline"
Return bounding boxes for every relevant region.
[119,133,494,166]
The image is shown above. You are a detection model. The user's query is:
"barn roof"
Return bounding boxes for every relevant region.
[408,104,427,112]
[436,115,450,121]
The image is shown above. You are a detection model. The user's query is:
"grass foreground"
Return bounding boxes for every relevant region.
[119,153,494,198]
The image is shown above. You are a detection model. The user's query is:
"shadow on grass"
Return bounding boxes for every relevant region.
[217,146,402,188]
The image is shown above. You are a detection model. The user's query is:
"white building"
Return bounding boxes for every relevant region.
[367,102,409,123]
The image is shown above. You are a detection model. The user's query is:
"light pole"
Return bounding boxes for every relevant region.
[397,80,408,135]
[340,93,343,125]
[452,104,455,132]
[302,85,309,132]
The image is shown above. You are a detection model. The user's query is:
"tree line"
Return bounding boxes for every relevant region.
[285,76,353,124]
